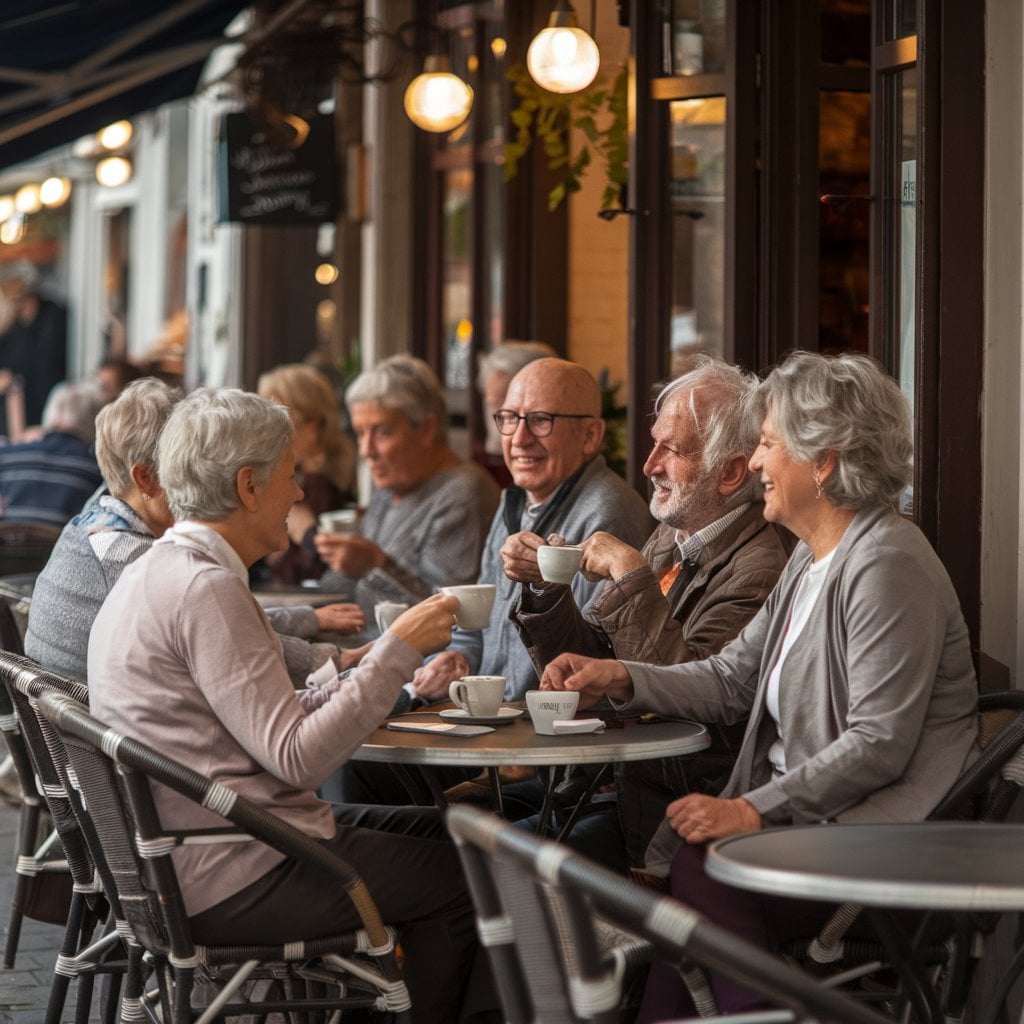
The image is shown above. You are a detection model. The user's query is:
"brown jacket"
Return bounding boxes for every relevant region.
[512,502,792,865]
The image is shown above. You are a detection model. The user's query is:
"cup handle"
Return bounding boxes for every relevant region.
[449,680,468,710]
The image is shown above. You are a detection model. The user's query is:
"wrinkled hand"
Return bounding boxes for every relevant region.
[388,594,459,658]
[499,530,546,584]
[540,652,633,706]
[338,641,372,672]
[313,533,386,577]
[314,603,366,634]
[410,649,470,701]
[578,531,647,583]
[665,794,762,845]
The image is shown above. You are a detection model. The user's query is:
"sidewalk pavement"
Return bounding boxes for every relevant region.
[0,796,102,1024]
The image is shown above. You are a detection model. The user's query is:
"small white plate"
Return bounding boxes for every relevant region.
[439,706,525,726]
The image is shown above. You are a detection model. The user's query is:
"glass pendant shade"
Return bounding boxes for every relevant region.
[527,4,600,94]
[404,55,474,133]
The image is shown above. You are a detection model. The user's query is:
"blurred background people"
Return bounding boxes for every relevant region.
[91,355,143,404]
[255,363,357,585]
[315,354,499,618]
[0,260,67,439]
[0,381,101,525]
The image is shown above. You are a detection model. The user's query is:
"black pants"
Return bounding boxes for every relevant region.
[189,804,497,1024]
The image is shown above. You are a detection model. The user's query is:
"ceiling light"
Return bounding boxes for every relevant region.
[14,183,41,214]
[315,262,339,285]
[527,1,600,94]
[0,196,13,221]
[404,55,474,133]
[40,176,71,207]
[98,120,133,151]
[96,156,133,188]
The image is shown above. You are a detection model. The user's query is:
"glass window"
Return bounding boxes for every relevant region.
[668,0,726,76]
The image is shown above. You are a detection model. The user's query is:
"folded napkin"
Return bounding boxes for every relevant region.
[552,718,606,735]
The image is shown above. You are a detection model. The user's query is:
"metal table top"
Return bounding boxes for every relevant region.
[353,711,709,768]
[707,822,1024,911]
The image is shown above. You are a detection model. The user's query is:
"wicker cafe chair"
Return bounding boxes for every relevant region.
[1,652,129,1024]
[34,686,412,1024]
[0,520,61,576]
[447,804,888,1024]
[0,610,74,972]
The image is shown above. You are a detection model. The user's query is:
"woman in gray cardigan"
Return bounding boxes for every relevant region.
[541,351,979,1020]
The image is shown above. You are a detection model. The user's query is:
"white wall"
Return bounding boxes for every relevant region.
[981,0,1024,687]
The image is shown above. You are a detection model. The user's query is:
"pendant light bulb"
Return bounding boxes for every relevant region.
[404,55,474,133]
[527,2,600,94]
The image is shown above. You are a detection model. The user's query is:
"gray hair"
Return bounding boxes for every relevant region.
[655,355,761,504]
[345,355,448,443]
[477,340,557,390]
[750,350,912,511]
[42,383,103,446]
[95,378,182,496]
[157,387,293,522]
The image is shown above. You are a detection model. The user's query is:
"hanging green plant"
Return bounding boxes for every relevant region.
[503,63,628,212]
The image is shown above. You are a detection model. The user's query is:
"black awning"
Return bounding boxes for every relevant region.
[0,0,255,169]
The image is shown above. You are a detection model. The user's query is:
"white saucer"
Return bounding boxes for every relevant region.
[439,706,525,726]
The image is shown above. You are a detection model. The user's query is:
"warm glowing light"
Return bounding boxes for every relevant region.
[527,4,600,94]
[315,262,339,285]
[456,318,473,343]
[96,156,133,188]
[98,120,133,150]
[0,216,25,245]
[491,37,508,59]
[0,196,13,221]
[14,183,41,214]
[40,176,71,207]
[404,55,474,133]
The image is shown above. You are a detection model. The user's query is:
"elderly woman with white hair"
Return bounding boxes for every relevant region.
[87,387,493,1023]
[540,351,980,1019]
[26,379,360,687]
[315,354,499,615]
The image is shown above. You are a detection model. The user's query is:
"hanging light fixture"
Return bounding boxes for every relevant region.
[40,176,71,207]
[96,156,133,188]
[527,0,600,94]
[404,54,474,133]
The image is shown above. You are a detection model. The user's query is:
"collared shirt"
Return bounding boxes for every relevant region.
[676,501,752,565]
[155,520,249,586]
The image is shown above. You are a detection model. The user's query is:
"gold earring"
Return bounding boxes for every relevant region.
[813,471,823,500]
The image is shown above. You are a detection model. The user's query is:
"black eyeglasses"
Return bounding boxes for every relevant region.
[492,410,594,437]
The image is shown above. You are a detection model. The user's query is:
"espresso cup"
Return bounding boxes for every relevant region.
[526,690,581,735]
[374,601,409,633]
[439,584,497,629]
[537,544,583,584]
[449,676,506,717]
[318,508,359,535]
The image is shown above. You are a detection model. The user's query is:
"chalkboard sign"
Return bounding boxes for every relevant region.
[219,112,339,224]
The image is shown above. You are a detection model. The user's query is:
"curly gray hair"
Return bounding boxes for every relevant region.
[157,387,293,522]
[656,355,761,505]
[95,378,182,496]
[750,350,912,511]
[345,355,448,444]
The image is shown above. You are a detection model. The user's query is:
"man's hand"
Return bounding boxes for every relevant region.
[578,531,647,582]
[314,603,366,634]
[499,530,547,584]
[410,649,470,701]
[540,652,633,706]
[314,533,386,577]
[665,794,762,844]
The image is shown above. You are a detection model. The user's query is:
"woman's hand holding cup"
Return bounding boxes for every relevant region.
[388,593,460,656]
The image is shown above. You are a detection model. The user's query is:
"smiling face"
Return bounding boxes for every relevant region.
[253,446,304,558]
[351,401,435,496]
[748,411,819,537]
[500,360,604,505]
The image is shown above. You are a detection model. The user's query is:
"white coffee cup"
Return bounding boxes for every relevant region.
[449,676,506,717]
[537,544,583,584]
[374,601,409,633]
[526,690,581,735]
[318,508,359,534]
[440,584,497,629]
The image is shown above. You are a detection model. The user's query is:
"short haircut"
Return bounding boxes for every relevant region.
[656,355,761,504]
[750,350,913,511]
[94,378,182,496]
[477,340,557,390]
[157,387,293,522]
[345,355,448,443]
[41,383,103,446]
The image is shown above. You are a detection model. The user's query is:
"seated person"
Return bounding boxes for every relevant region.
[315,355,499,622]
[255,363,357,585]
[0,381,103,525]
[87,386,495,1024]
[503,356,791,871]
[26,379,363,686]
[540,351,980,1020]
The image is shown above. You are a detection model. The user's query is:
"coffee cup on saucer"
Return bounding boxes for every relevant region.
[449,676,506,718]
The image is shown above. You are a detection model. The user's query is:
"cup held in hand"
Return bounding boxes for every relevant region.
[537,544,583,584]
[526,690,581,735]
[318,508,359,534]
[440,584,496,629]
[449,675,505,717]
[374,601,409,633]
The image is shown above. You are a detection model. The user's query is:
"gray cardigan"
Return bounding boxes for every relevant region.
[628,507,980,874]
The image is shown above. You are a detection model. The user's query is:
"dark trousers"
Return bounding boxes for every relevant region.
[189,804,497,1024]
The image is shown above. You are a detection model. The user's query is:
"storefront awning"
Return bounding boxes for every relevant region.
[0,0,257,170]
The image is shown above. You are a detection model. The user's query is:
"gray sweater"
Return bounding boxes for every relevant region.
[26,495,336,685]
